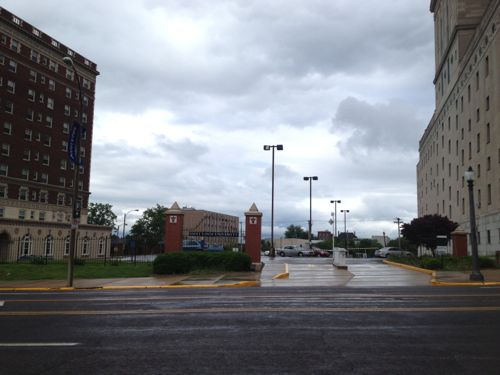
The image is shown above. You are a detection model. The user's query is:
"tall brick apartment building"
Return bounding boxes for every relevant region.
[417,0,500,255]
[0,7,110,260]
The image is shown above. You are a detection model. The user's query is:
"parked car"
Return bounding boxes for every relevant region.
[313,248,331,257]
[374,247,413,258]
[276,245,314,257]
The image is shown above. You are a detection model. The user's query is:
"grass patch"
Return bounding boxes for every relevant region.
[0,262,154,281]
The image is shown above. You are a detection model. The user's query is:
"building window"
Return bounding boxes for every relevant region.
[477,134,480,153]
[10,39,20,52]
[59,177,66,187]
[82,238,90,256]
[486,123,490,144]
[63,122,70,134]
[64,105,71,116]
[64,237,70,256]
[57,193,65,206]
[487,184,491,205]
[41,173,48,184]
[47,98,54,110]
[44,236,54,255]
[19,187,29,201]
[0,184,7,198]
[65,87,72,98]
[42,154,50,166]
[24,129,33,141]
[39,191,48,203]
[1,143,9,156]
[8,60,17,73]
[98,238,105,256]
[25,109,34,121]
[62,141,68,152]
[39,211,45,221]
[0,208,4,218]
[4,101,14,114]
[48,60,58,72]
[43,135,51,147]
[487,157,491,171]
[0,164,7,176]
[7,80,15,93]
[21,169,29,180]
[28,89,36,101]
[3,122,12,134]
[21,235,33,255]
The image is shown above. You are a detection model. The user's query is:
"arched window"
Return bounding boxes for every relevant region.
[98,238,105,256]
[44,235,54,256]
[64,236,70,256]
[81,237,89,256]
[21,234,33,256]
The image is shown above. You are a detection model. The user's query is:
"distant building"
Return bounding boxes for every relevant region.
[372,235,389,247]
[417,0,500,255]
[181,206,239,248]
[317,230,332,241]
[0,7,110,261]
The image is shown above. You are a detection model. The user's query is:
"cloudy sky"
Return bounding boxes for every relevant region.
[4,0,436,239]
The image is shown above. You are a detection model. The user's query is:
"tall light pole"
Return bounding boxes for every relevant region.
[465,167,484,281]
[303,176,318,248]
[340,209,350,255]
[264,145,283,257]
[122,209,139,255]
[330,200,341,250]
[63,56,83,288]
[394,217,402,249]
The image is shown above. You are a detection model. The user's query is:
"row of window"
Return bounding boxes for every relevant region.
[4,99,88,123]
[0,162,85,188]
[16,234,106,257]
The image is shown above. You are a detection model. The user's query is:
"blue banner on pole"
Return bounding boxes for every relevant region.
[68,121,80,165]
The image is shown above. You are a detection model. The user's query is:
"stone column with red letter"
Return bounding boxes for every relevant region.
[164,202,184,253]
[245,203,262,265]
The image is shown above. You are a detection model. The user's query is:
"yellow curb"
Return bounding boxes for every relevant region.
[383,259,434,275]
[272,263,289,279]
[431,279,500,286]
[0,281,259,292]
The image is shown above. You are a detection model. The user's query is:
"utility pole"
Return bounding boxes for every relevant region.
[393,218,402,248]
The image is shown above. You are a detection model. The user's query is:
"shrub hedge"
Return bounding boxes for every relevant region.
[153,252,252,275]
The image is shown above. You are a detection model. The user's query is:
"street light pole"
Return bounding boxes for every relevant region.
[122,209,139,255]
[303,176,318,247]
[394,217,402,248]
[63,57,83,288]
[465,167,484,281]
[264,145,283,258]
[330,200,341,250]
[340,209,349,255]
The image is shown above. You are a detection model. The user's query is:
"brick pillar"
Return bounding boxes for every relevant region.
[245,203,262,264]
[451,230,468,257]
[164,202,184,253]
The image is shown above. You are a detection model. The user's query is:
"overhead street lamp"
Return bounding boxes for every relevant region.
[340,209,350,255]
[330,200,341,249]
[464,167,484,281]
[63,56,84,288]
[264,144,283,258]
[303,176,318,248]
[123,209,139,254]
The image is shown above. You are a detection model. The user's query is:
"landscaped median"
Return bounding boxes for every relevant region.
[384,257,500,286]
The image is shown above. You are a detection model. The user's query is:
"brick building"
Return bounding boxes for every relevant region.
[0,7,110,261]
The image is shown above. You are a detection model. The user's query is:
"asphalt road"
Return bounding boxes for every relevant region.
[1,287,500,374]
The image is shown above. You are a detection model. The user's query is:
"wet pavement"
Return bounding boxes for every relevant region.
[1,256,500,289]
[260,257,431,287]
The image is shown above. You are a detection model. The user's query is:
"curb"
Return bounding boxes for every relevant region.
[383,260,434,275]
[384,260,500,286]
[0,280,259,292]
[272,263,289,280]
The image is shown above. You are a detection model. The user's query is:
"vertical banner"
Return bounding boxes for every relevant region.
[68,121,81,165]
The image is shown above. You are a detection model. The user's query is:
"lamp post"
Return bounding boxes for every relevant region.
[394,217,402,249]
[264,145,283,258]
[330,200,341,249]
[340,209,350,255]
[63,56,83,288]
[303,176,318,247]
[122,209,139,255]
[464,167,484,281]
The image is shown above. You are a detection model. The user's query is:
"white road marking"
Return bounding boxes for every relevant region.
[0,343,80,347]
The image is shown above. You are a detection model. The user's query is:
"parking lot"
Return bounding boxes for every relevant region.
[260,256,432,287]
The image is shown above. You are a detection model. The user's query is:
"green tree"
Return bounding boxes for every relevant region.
[129,204,166,249]
[284,225,308,239]
[401,214,458,257]
[87,202,117,227]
